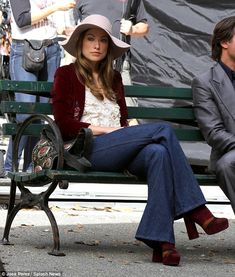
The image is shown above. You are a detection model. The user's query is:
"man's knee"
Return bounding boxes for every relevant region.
[215,151,235,174]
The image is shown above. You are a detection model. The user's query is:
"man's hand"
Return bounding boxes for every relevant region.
[55,0,76,11]
[120,19,133,35]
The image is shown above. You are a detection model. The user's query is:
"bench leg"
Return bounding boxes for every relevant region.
[7,180,17,213]
[1,202,22,245]
[40,181,66,256]
[42,204,65,256]
[1,180,65,256]
[1,180,18,245]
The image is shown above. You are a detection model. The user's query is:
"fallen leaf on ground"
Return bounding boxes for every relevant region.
[35,246,46,249]
[94,206,113,212]
[43,229,50,232]
[71,204,89,211]
[74,240,101,246]
[20,224,34,227]
[66,213,79,217]
[50,206,61,212]
[133,241,141,246]
[224,259,235,264]
[111,207,133,212]
[120,260,130,265]
[133,261,142,264]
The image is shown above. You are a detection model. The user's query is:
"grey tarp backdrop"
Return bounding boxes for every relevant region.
[131,0,235,88]
[132,1,235,165]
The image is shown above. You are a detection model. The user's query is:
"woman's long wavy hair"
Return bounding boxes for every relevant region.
[211,16,235,61]
[74,30,116,101]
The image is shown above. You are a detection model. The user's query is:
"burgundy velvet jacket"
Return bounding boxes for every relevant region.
[51,63,129,141]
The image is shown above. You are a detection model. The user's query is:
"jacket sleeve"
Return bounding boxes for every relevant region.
[10,0,31,27]
[192,76,235,154]
[135,0,148,23]
[51,66,90,141]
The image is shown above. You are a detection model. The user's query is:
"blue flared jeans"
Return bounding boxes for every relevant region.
[89,123,206,245]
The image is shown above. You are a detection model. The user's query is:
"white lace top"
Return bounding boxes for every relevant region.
[81,88,121,127]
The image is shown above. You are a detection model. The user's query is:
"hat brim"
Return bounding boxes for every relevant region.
[61,23,130,60]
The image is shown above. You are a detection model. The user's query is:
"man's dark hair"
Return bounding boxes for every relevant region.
[211,16,235,61]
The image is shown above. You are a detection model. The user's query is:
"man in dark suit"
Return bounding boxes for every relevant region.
[192,16,235,214]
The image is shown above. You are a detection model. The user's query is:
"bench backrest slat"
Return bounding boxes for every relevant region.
[1,102,196,121]
[0,101,52,114]
[125,85,192,99]
[0,80,52,96]
[0,80,192,98]
[2,123,46,136]
[127,106,195,120]
[2,123,204,141]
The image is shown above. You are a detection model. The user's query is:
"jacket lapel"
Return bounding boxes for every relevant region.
[210,63,235,120]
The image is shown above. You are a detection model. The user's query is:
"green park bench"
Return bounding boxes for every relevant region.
[0,79,223,256]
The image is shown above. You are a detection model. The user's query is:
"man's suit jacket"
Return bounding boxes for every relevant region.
[192,62,235,171]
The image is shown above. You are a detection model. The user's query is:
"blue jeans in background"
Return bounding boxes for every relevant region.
[4,40,61,172]
[89,123,206,245]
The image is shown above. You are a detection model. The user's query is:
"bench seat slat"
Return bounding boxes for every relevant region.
[8,170,141,184]
[174,129,204,140]
[8,170,217,186]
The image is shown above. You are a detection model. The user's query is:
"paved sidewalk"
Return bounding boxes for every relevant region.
[0,203,235,277]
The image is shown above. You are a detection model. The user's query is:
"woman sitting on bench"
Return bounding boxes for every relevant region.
[51,14,228,266]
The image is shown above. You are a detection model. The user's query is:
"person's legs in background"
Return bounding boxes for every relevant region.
[4,41,38,173]
[22,42,61,172]
[40,42,61,82]
[0,149,6,177]
[4,41,61,173]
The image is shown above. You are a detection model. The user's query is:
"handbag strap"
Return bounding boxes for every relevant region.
[64,128,93,171]
[63,152,91,172]
[78,127,93,158]
[23,37,66,49]
[44,127,92,172]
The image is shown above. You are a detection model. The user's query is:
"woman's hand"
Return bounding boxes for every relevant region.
[88,125,123,136]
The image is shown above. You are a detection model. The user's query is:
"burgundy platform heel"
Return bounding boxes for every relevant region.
[152,242,180,266]
[184,205,229,240]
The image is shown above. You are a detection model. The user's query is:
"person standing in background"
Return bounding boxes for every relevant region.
[0,8,3,26]
[0,2,11,79]
[73,0,149,107]
[4,0,76,175]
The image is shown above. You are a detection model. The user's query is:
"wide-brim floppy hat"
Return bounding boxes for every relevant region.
[62,14,130,60]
